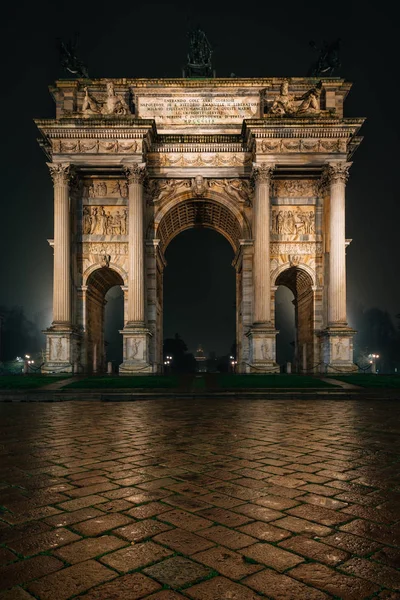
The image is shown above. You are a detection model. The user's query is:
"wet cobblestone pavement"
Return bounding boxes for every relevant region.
[1,398,400,599]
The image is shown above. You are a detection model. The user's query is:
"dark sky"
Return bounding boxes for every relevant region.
[1,1,399,359]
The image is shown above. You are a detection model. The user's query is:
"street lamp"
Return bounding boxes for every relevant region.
[368,353,380,374]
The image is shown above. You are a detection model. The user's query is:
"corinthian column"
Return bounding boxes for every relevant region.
[252,163,275,325]
[47,163,73,326]
[326,162,351,325]
[125,163,147,326]
[247,163,279,373]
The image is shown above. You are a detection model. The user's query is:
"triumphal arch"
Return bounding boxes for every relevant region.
[36,74,364,374]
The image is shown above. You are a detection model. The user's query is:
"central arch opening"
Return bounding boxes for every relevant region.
[163,228,236,370]
[157,197,244,372]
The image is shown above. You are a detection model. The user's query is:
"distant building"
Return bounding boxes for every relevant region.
[195,345,207,373]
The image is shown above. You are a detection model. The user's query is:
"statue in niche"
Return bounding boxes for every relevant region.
[121,209,128,235]
[307,212,316,234]
[105,211,113,235]
[98,208,107,235]
[308,39,341,77]
[186,28,213,78]
[83,207,92,235]
[55,337,64,360]
[191,175,208,197]
[284,211,296,235]
[334,338,346,361]
[91,208,99,234]
[130,339,141,359]
[95,182,107,197]
[58,34,89,79]
[261,342,271,361]
[113,211,122,235]
[296,81,323,115]
[270,81,296,116]
[103,82,130,116]
[82,87,101,114]
[276,211,285,234]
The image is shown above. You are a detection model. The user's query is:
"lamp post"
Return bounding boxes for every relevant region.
[369,353,380,374]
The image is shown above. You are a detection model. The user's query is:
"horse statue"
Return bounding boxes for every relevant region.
[308,39,341,77]
[58,33,89,79]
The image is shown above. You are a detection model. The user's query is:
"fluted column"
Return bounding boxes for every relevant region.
[326,162,351,325]
[125,164,146,326]
[47,163,73,326]
[252,163,275,326]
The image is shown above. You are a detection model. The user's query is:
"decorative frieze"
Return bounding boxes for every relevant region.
[273,180,319,198]
[258,139,347,154]
[81,243,129,256]
[52,139,138,154]
[148,153,253,167]
[267,80,323,117]
[270,242,323,256]
[83,180,128,199]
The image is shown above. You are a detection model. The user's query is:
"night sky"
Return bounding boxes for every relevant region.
[1,2,399,360]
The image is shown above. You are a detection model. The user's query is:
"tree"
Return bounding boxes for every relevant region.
[0,306,43,362]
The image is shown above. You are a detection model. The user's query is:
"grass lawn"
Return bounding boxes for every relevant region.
[0,375,71,390]
[332,375,400,388]
[217,374,338,389]
[65,376,179,389]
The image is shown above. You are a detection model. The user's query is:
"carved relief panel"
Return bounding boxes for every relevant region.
[271,207,316,240]
[82,207,128,236]
[84,179,129,199]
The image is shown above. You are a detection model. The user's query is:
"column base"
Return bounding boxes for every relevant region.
[119,327,154,374]
[246,326,280,373]
[319,326,357,374]
[42,327,81,374]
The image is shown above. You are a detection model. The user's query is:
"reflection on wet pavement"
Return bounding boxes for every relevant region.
[0,398,400,599]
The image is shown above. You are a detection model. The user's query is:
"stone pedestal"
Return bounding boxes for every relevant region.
[247,327,280,373]
[42,328,80,374]
[119,328,153,374]
[320,328,356,373]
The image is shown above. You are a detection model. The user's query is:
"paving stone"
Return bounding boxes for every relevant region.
[340,557,400,590]
[113,518,172,542]
[289,562,380,599]
[97,499,134,513]
[153,528,215,554]
[242,542,304,572]
[254,495,300,510]
[0,521,52,544]
[192,547,263,580]
[159,508,214,531]
[196,507,253,527]
[237,521,292,542]
[243,569,330,599]
[72,513,133,536]
[44,507,104,527]
[273,515,332,537]
[372,547,400,569]
[56,495,108,512]
[78,573,162,599]
[0,556,64,591]
[300,493,348,509]
[54,534,128,564]
[185,575,261,599]
[288,503,353,526]
[232,503,283,522]
[9,527,80,557]
[0,588,36,599]
[163,495,213,512]
[145,592,187,599]
[27,559,116,600]
[199,525,256,550]
[0,548,17,567]
[125,501,173,519]
[340,518,399,546]
[279,535,350,565]
[322,531,382,556]
[100,541,173,572]
[144,556,213,588]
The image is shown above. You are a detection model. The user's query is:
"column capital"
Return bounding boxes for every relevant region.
[124,163,147,185]
[324,162,352,186]
[252,162,275,184]
[47,163,74,186]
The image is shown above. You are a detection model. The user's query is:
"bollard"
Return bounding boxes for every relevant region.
[286,362,292,374]
[107,362,113,375]
[371,362,377,374]
[23,361,29,375]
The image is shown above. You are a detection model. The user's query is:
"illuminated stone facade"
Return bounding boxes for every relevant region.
[36,77,364,374]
